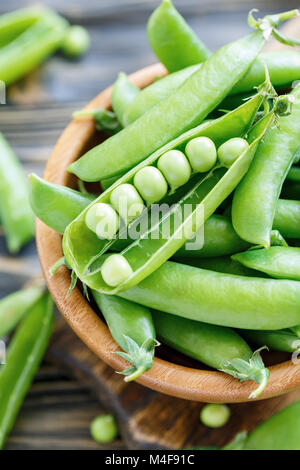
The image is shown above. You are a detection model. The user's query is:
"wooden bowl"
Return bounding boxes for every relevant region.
[36,63,300,403]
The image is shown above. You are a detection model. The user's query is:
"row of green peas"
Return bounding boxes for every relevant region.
[85,136,249,287]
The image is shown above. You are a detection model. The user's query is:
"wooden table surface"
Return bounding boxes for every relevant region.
[1,0,299,450]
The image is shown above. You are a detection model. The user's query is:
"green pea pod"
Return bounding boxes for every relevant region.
[241,328,300,353]
[124,51,300,126]
[29,173,95,235]
[0,292,54,449]
[68,9,297,182]
[111,72,140,126]
[243,400,300,450]
[0,285,44,339]
[180,255,261,277]
[92,292,157,381]
[0,133,34,253]
[153,310,269,399]
[147,0,211,72]
[273,199,300,238]
[232,246,300,281]
[287,165,300,182]
[232,83,300,248]
[0,12,69,86]
[119,260,300,330]
[82,111,275,294]
[63,84,271,282]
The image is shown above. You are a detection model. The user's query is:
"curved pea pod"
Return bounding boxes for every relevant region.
[243,400,300,450]
[153,310,269,399]
[82,111,275,294]
[0,293,53,449]
[118,260,300,330]
[181,255,261,277]
[29,173,95,235]
[63,88,272,281]
[111,72,140,127]
[232,246,300,281]
[92,292,157,381]
[0,133,34,253]
[273,199,300,239]
[232,83,300,248]
[241,328,300,353]
[69,11,288,182]
[147,0,210,73]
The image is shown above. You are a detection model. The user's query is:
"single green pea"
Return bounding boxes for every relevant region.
[185,137,217,172]
[110,183,144,222]
[157,150,191,190]
[200,404,231,428]
[134,166,168,204]
[217,137,249,168]
[90,414,118,443]
[85,202,119,239]
[61,25,90,59]
[101,254,133,287]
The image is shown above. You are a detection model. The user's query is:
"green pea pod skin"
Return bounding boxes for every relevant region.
[180,256,261,277]
[153,310,270,398]
[243,400,300,450]
[232,246,300,281]
[29,173,95,235]
[118,260,300,330]
[83,111,274,294]
[68,28,266,181]
[124,51,300,126]
[0,133,34,253]
[0,12,69,85]
[241,329,300,353]
[232,83,300,248]
[111,72,140,127]
[92,292,157,381]
[0,285,44,339]
[63,87,270,280]
[273,199,300,238]
[0,293,54,449]
[147,0,211,73]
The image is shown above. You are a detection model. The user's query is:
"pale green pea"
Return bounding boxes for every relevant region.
[61,25,90,59]
[101,254,133,287]
[134,166,168,204]
[90,414,118,443]
[85,202,119,239]
[110,183,144,222]
[200,404,231,428]
[157,150,191,190]
[185,136,217,172]
[218,137,249,168]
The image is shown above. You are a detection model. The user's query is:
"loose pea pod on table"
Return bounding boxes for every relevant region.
[124,51,300,126]
[92,292,158,381]
[67,109,276,294]
[147,0,211,73]
[0,133,34,253]
[153,311,269,399]
[119,260,300,330]
[68,9,299,182]
[63,82,273,290]
[232,82,300,248]
[0,292,54,449]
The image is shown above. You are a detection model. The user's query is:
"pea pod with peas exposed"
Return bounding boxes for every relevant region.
[68,10,298,182]
[63,84,273,287]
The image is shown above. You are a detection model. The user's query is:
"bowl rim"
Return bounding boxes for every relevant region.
[36,62,300,403]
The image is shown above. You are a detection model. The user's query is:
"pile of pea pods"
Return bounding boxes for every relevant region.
[30,1,300,400]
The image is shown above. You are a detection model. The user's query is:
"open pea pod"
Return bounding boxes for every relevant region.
[74,111,275,294]
[63,82,272,279]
